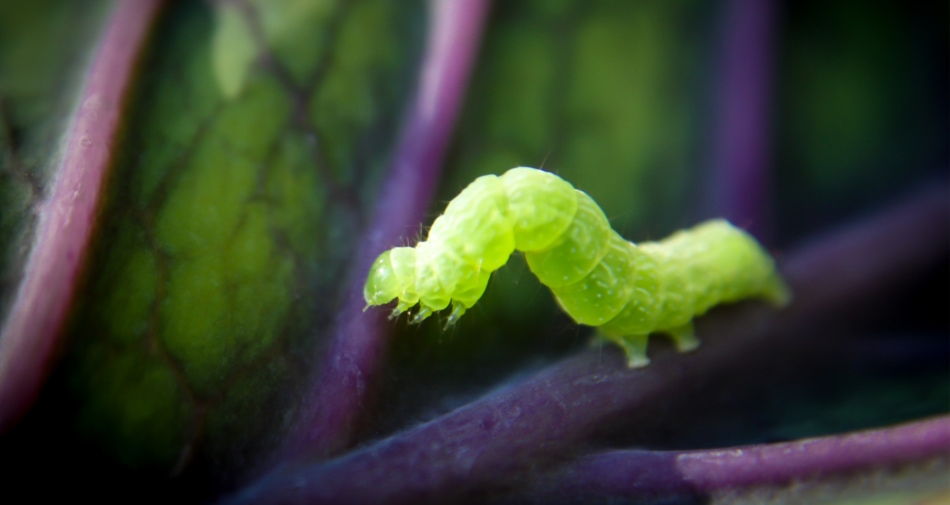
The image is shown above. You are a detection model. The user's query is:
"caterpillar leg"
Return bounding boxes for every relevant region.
[444,301,467,330]
[613,334,651,368]
[666,323,699,352]
[390,299,416,320]
[410,306,434,324]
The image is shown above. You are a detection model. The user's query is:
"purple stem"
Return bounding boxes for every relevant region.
[516,416,950,502]
[228,184,949,504]
[707,0,777,240]
[279,0,490,461]
[0,0,163,433]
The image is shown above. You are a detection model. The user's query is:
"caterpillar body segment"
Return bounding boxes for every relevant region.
[364,167,790,367]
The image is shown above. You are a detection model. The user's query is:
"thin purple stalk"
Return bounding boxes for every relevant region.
[517,416,950,502]
[707,0,777,240]
[280,0,490,461]
[0,0,163,434]
[228,184,949,504]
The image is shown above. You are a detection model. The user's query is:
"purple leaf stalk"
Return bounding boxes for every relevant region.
[0,0,163,433]
[515,416,950,504]
[277,0,491,463]
[707,0,777,240]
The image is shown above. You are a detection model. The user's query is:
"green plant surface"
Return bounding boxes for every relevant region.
[64,0,424,470]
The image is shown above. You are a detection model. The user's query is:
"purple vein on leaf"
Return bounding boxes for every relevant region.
[0,0,164,434]
[275,0,491,464]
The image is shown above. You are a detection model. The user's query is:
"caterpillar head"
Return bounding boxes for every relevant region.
[364,247,419,316]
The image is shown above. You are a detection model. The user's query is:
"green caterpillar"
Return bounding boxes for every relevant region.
[364,167,790,367]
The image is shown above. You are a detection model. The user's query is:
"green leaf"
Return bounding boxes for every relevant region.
[65,0,424,471]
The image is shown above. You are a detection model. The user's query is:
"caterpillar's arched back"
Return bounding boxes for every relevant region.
[364,167,790,367]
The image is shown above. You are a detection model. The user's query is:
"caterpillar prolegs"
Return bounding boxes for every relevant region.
[364,167,790,367]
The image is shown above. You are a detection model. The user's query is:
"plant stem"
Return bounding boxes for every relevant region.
[514,415,950,503]
[0,0,163,434]
[278,0,491,462]
[707,0,777,240]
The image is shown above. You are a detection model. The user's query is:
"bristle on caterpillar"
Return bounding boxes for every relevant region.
[364,167,790,367]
